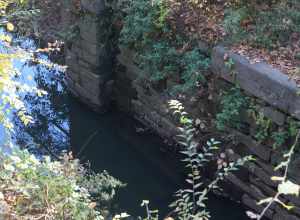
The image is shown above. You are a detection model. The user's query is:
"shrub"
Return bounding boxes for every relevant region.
[0,149,124,219]
[223,0,300,49]
[119,0,210,92]
[216,86,248,131]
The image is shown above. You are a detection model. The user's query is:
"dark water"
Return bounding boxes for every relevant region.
[0,32,249,219]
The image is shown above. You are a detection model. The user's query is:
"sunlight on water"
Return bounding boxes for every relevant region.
[0,30,70,155]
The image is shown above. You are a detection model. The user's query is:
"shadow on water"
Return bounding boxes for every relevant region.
[1,32,249,219]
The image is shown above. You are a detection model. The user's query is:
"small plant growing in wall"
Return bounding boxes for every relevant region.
[168,100,252,220]
[216,86,248,131]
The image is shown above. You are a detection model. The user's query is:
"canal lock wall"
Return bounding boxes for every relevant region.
[63,0,300,219]
[64,0,115,112]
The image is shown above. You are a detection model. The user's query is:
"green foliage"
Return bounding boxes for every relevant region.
[81,170,126,209]
[253,112,272,143]
[0,149,124,219]
[169,100,252,220]
[216,86,248,131]
[271,130,289,149]
[119,0,210,92]
[249,105,300,148]
[223,0,300,49]
[287,117,300,138]
[223,7,249,43]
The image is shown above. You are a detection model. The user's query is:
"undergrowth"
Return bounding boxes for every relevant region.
[223,0,300,49]
[119,0,210,93]
[0,149,124,219]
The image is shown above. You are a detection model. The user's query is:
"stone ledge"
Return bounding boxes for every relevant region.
[211,46,300,120]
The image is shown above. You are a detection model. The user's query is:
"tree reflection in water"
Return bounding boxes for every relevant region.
[11,36,70,156]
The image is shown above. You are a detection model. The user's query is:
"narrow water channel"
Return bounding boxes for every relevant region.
[0,32,249,219]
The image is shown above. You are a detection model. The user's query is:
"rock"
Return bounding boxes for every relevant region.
[242,194,274,219]
[226,174,265,201]
[229,129,271,161]
[273,210,299,220]
[248,162,277,187]
[212,46,300,120]
[261,106,286,126]
[78,15,99,44]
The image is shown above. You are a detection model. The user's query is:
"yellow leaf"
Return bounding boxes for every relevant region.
[282,203,294,210]
[0,34,12,43]
[278,181,300,196]
[6,22,14,32]
[271,176,284,182]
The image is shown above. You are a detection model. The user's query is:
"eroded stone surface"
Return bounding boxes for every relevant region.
[116,46,300,220]
[212,46,300,120]
[64,0,113,112]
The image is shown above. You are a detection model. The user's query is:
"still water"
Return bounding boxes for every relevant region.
[0,33,249,219]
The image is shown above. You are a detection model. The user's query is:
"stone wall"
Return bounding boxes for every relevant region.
[61,1,300,218]
[64,0,114,112]
[115,46,300,219]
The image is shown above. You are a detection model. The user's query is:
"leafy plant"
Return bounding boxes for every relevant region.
[223,0,300,49]
[272,130,289,149]
[254,112,272,143]
[81,170,126,210]
[119,0,210,92]
[0,149,124,219]
[223,7,249,43]
[169,100,252,220]
[216,86,248,131]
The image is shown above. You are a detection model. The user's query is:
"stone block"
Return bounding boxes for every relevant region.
[242,194,274,219]
[273,211,299,220]
[250,176,277,199]
[229,129,271,161]
[74,82,101,106]
[81,0,105,15]
[289,155,300,182]
[66,69,80,82]
[79,70,102,94]
[78,15,99,44]
[65,48,78,67]
[248,162,277,187]
[212,46,300,120]
[261,106,286,126]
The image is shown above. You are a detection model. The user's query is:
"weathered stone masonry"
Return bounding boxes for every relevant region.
[64,0,300,219]
[65,0,114,112]
[116,47,300,219]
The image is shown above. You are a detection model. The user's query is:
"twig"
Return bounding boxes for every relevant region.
[257,129,300,220]
[76,130,100,157]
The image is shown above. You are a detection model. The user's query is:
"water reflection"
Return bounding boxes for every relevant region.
[12,63,70,155]
[0,31,70,155]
